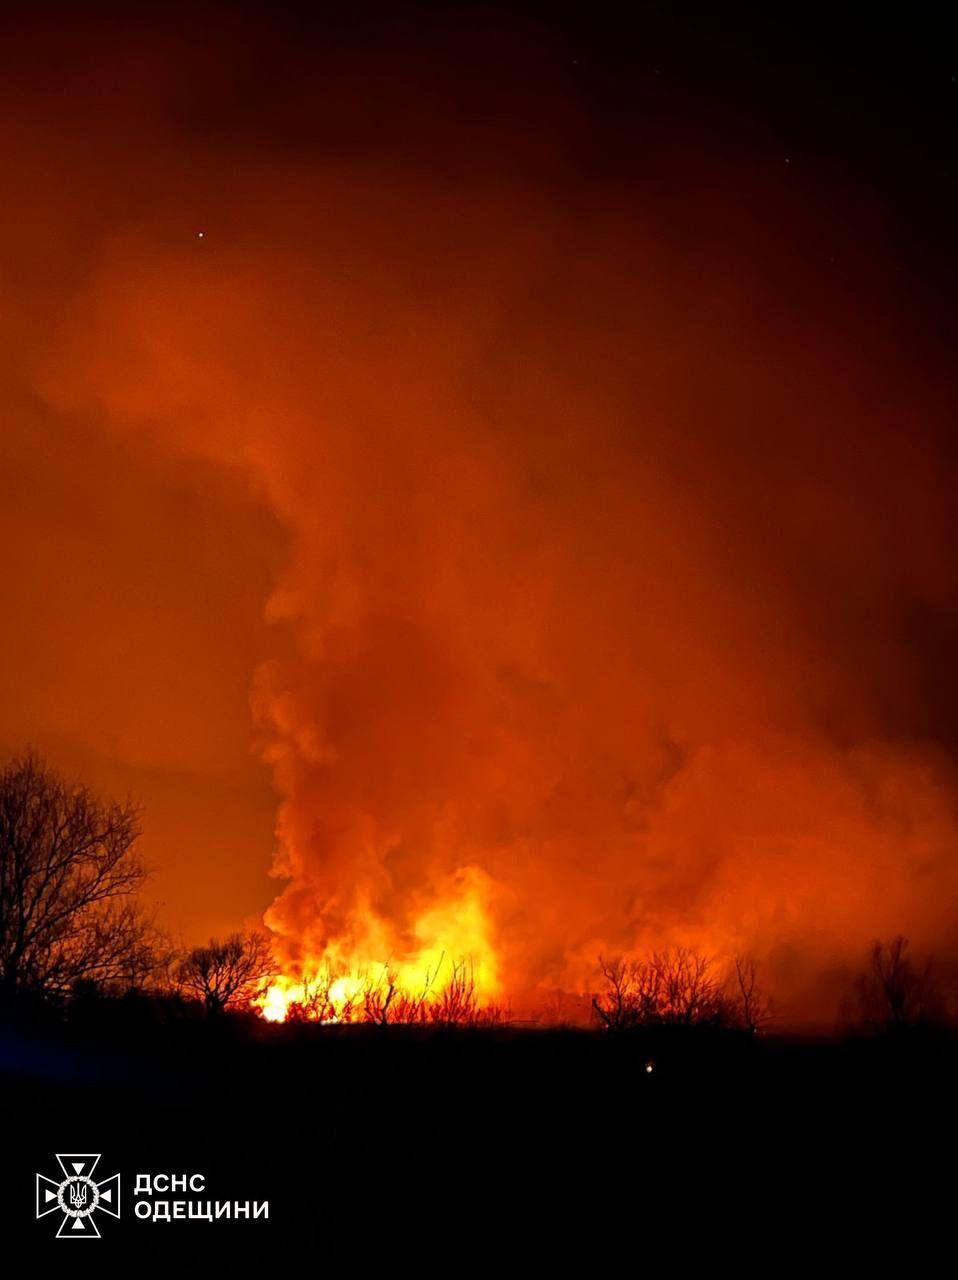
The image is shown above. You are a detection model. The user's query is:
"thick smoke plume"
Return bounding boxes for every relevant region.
[6,8,958,1020]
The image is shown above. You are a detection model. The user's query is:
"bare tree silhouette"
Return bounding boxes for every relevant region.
[354,955,498,1026]
[177,931,274,1014]
[286,969,345,1023]
[732,955,772,1033]
[593,947,732,1029]
[359,955,474,1025]
[389,964,438,1024]
[592,956,660,1029]
[361,968,400,1025]
[855,935,939,1031]
[429,958,480,1026]
[0,751,159,1000]
[651,947,726,1024]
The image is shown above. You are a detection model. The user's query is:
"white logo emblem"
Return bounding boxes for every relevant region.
[36,1154,121,1237]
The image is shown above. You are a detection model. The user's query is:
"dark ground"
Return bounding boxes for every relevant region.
[2,1000,954,1269]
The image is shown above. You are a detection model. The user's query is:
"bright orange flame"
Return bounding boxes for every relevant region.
[256,867,501,1024]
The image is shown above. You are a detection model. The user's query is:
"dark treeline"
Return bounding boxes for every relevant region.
[7,968,956,1267]
[1,750,955,1042]
[4,753,955,1265]
[4,750,958,1048]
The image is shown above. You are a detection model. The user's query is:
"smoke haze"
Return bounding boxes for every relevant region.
[3,4,958,1020]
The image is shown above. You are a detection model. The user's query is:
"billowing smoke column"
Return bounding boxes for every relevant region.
[17,10,958,1021]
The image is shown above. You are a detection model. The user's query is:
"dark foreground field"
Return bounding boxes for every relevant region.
[3,1002,954,1268]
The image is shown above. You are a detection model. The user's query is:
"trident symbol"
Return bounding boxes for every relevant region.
[69,1183,87,1209]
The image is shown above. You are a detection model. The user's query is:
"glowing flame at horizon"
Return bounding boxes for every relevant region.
[27,16,958,1030]
[256,865,502,1024]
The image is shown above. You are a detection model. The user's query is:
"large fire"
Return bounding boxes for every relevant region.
[257,869,501,1024]
[17,9,958,1031]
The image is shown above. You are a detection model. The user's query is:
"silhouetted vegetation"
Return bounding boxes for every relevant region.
[5,971,954,1268]
[0,752,167,1005]
[176,931,275,1014]
[733,953,772,1033]
[4,854,956,1270]
[591,946,768,1032]
[3,754,956,1054]
[284,970,346,1024]
[848,934,945,1033]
